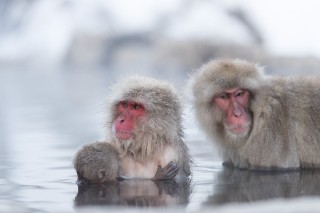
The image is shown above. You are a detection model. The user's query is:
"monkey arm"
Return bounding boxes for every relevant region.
[152,161,179,180]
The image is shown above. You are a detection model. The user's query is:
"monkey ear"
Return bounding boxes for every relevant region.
[98,169,106,179]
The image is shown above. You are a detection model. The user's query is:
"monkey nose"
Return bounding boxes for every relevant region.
[233,110,242,117]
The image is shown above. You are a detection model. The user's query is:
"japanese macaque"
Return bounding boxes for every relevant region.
[190,58,320,170]
[74,76,191,183]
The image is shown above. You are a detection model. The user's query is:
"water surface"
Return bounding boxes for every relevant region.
[2,68,320,212]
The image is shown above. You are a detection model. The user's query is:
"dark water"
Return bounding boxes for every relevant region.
[2,68,320,212]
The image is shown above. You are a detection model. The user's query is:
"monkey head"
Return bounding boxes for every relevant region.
[106,76,183,159]
[190,59,266,147]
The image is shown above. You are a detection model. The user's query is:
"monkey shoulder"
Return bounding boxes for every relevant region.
[251,81,287,124]
[240,81,293,168]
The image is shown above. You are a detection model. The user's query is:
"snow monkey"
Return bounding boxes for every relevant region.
[74,76,191,183]
[190,58,320,170]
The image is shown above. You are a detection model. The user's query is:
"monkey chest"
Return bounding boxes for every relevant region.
[118,146,178,179]
[119,157,159,179]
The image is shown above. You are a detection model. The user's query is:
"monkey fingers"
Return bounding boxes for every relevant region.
[164,162,180,178]
[153,161,179,180]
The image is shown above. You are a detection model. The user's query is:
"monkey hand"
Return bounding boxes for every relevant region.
[152,161,179,180]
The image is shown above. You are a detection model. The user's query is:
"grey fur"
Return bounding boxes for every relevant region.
[190,58,320,170]
[74,76,191,182]
[73,142,119,183]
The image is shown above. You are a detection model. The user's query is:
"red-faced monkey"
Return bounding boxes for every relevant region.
[74,76,191,183]
[190,58,320,170]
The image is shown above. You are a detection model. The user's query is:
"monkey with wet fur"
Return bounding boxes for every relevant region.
[74,76,191,183]
[190,58,320,170]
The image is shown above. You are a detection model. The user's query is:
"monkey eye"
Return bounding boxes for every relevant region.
[235,90,244,97]
[133,104,141,110]
[219,93,228,99]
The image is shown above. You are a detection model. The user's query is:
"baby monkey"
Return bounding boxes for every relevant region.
[74,76,191,183]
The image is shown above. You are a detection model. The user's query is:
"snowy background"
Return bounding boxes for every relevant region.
[1,0,320,71]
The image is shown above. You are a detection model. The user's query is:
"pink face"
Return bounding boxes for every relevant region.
[113,101,145,140]
[214,88,251,135]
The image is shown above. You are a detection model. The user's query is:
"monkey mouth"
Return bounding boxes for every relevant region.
[226,124,250,134]
[115,131,133,140]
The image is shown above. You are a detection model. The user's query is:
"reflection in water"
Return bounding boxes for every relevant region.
[207,167,320,205]
[74,179,191,207]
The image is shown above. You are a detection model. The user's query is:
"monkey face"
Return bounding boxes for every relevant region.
[214,88,252,136]
[112,101,146,141]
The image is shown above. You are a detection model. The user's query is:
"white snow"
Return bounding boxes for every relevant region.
[225,0,320,57]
